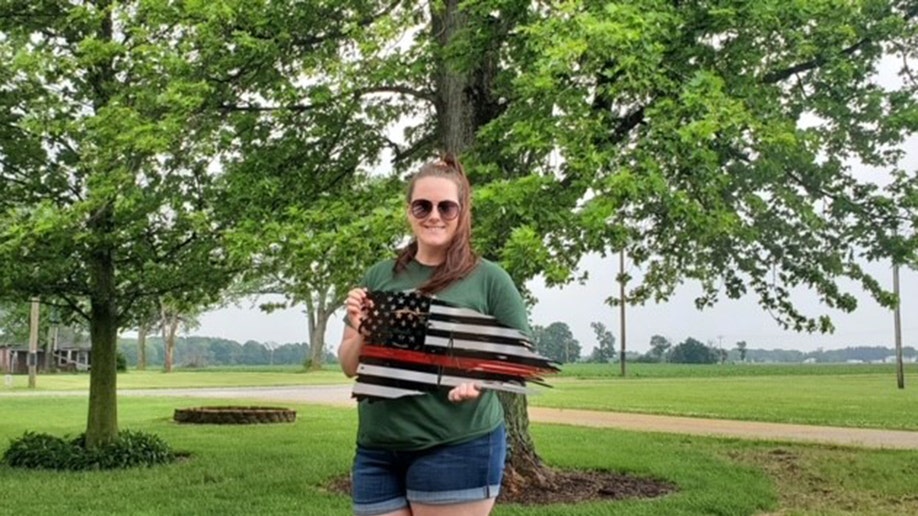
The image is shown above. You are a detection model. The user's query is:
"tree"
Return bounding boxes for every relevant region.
[0,1,377,447]
[227,178,404,372]
[158,299,201,373]
[532,322,581,364]
[649,335,672,363]
[241,341,269,365]
[316,0,918,490]
[587,321,616,363]
[209,339,245,366]
[735,341,748,363]
[669,338,719,364]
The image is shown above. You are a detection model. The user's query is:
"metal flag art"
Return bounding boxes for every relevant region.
[354,290,560,401]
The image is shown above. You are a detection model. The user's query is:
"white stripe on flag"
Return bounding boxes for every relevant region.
[430,303,499,322]
[425,335,537,357]
[352,382,425,399]
[428,319,528,340]
[357,364,532,395]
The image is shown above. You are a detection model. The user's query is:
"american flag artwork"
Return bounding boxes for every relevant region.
[353,290,561,401]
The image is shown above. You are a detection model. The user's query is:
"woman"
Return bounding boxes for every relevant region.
[338,154,531,516]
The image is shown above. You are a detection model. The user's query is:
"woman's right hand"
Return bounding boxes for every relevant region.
[346,287,370,333]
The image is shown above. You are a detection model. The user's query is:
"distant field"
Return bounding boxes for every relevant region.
[558,362,918,378]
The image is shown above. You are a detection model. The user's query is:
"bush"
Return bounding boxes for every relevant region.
[116,351,127,372]
[3,430,175,471]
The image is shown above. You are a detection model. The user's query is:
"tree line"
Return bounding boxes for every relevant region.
[533,321,918,365]
[116,337,337,369]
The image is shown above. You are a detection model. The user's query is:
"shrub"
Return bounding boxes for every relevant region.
[3,430,175,471]
[116,351,127,372]
[1,432,83,470]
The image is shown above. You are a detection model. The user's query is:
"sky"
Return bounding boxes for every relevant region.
[192,249,916,355]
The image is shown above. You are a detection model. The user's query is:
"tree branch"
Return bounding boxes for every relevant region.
[762,39,873,84]
[763,5,918,84]
[218,103,316,113]
[353,85,436,104]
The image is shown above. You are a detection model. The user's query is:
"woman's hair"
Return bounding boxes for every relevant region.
[394,153,479,294]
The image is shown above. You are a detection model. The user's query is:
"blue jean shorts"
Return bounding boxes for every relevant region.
[351,424,507,516]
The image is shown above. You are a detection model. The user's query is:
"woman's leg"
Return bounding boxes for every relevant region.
[410,499,495,516]
[352,446,412,516]
[404,425,506,516]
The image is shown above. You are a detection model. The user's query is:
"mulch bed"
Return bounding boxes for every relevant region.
[327,468,677,506]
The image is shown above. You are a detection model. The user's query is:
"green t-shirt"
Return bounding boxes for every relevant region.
[352,258,530,450]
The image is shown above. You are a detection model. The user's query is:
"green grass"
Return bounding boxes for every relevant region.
[530,364,918,430]
[3,368,348,391]
[7,363,918,430]
[560,362,918,379]
[2,397,917,515]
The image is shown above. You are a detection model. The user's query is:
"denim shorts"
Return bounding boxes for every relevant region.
[351,424,506,516]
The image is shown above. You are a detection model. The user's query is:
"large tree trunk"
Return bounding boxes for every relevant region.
[430,0,552,489]
[84,0,119,450]
[86,209,119,448]
[137,322,147,370]
[498,392,555,493]
[431,1,476,154]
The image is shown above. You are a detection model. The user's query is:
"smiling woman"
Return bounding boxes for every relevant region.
[336,155,533,516]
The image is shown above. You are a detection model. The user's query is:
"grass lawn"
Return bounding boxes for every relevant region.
[533,373,918,430]
[2,397,917,515]
[559,362,918,379]
[5,363,918,429]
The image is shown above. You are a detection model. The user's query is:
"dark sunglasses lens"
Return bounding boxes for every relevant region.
[438,201,460,220]
[411,200,433,218]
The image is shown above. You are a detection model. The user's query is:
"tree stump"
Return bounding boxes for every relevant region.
[173,406,297,424]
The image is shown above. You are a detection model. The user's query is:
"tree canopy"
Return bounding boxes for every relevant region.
[0,0,385,446]
[533,322,582,363]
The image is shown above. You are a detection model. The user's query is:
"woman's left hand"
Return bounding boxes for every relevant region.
[448,382,481,403]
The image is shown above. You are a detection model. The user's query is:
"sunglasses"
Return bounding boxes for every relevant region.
[410,199,461,221]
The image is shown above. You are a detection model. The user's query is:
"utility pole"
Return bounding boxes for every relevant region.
[894,262,904,389]
[28,298,40,388]
[619,248,627,377]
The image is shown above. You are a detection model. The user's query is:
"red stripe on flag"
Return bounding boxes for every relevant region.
[360,345,553,379]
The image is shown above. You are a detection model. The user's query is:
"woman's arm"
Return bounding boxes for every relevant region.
[338,287,370,378]
[338,325,365,378]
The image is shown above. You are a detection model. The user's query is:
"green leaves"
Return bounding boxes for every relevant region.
[461,0,918,332]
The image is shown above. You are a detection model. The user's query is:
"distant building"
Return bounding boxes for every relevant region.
[885,355,918,364]
[0,345,91,374]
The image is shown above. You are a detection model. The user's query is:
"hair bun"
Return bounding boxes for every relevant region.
[438,153,465,176]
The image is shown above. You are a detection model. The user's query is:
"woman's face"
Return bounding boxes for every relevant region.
[408,176,461,256]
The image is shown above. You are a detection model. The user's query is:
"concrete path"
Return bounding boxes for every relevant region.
[4,385,918,450]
